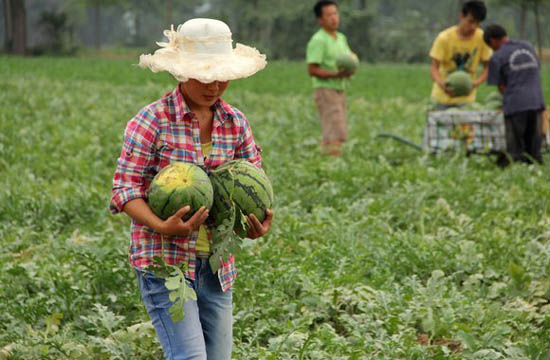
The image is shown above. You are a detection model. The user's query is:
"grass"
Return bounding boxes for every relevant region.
[1,56,550,359]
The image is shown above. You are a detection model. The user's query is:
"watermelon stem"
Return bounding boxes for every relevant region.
[142,235,197,323]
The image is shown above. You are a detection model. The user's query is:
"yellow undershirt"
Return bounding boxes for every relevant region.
[196,142,212,256]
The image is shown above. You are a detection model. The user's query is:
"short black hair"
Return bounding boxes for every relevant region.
[483,24,507,45]
[462,1,487,22]
[314,0,337,18]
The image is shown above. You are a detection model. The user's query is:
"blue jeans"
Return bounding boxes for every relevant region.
[136,258,233,360]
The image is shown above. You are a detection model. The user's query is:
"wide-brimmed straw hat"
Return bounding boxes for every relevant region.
[139,18,267,83]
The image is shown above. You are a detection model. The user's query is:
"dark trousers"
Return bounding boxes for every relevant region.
[503,110,543,164]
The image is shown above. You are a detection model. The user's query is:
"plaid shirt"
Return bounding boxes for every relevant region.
[110,87,262,292]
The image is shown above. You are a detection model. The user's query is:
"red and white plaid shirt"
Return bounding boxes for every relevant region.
[110,86,262,291]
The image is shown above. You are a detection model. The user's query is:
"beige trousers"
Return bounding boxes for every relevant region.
[314,88,348,143]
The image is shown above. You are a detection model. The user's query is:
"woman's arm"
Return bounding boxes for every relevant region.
[123,198,209,236]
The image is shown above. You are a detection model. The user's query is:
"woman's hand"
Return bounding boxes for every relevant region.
[123,198,208,236]
[245,209,274,239]
[157,206,209,236]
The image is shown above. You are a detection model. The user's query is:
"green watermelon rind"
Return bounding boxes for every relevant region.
[209,160,273,231]
[336,52,359,73]
[210,173,235,226]
[445,71,473,97]
[484,100,502,110]
[147,162,214,221]
[485,91,502,103]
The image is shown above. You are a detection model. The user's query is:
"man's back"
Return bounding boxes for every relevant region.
[488,41,545,115]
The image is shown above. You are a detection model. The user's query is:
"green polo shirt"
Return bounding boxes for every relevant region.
[306,28,352,91]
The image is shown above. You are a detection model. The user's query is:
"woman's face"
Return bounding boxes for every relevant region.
[180,79,230,109]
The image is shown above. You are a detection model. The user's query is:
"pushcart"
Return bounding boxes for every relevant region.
[378,109,506,155]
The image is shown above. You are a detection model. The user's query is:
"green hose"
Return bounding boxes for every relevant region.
[377,133,423,151]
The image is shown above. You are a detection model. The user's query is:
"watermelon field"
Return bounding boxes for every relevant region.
[1,56,550,359]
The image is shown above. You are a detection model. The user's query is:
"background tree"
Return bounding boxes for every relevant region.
[1,0,549,61]
[490,0,550,60]
[3,0,26,55]
[37,11,75,54]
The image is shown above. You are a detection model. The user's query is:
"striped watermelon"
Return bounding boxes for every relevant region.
[445,70,472,97]
[336,52,359,73]
[209,160,273,233]
[147,162,213,221]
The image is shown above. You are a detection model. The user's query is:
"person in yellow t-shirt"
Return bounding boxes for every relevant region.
[429,0,492,109]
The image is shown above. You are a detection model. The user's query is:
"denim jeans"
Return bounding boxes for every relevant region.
[136,258,233,360]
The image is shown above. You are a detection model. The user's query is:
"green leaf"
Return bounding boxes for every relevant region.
[145,258,197,323]
[209,254,222,275]
[164,273,184,291]
[456,330,476,350]
[233,207,249,238]
[168,299,185,323]
[45,312,63,336]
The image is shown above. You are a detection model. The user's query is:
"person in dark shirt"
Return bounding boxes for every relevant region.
[484,24,546,166]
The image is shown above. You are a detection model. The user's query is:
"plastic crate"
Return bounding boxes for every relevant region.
[424,110,505,153]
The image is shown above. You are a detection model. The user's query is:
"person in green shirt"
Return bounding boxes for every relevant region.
[306,0,355,156]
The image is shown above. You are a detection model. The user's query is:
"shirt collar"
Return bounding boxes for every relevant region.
[171,86,235,125]
[215,99,237,125]
[172,86,193,122]
[320,28,339,39]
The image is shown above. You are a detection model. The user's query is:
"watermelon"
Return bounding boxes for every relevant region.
[445,71,472,97]
[336,52,359,73]
[147,162,213,220]
[485,100,502,110]
[461,102,483,111]
[209,160,273,231]
[485,91,502,103]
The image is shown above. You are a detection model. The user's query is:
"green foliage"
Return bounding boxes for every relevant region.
[1,57,550,358]
[165,264,197,323]
[36,11,78,56]
[208,164,256,274]
[209,206,245,274]
[19,0,550,63]
[143,255,197,323]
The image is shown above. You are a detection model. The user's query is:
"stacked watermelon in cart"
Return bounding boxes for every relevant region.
[425,91,506,153]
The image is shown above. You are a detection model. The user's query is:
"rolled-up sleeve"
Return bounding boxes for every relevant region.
[234,116,262,168]
[110,110,158,214]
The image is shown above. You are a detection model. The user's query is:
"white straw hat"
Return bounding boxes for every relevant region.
[139,18,267,83]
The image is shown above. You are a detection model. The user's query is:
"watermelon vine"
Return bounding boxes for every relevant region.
[209,167,247,274]
[145,235,197,323]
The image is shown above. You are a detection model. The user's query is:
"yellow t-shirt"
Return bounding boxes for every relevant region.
[430,26,492,105]
[195,142,212,255]
[196,225,210,254]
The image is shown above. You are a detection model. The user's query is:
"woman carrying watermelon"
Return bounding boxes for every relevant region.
[109,18,273,360]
